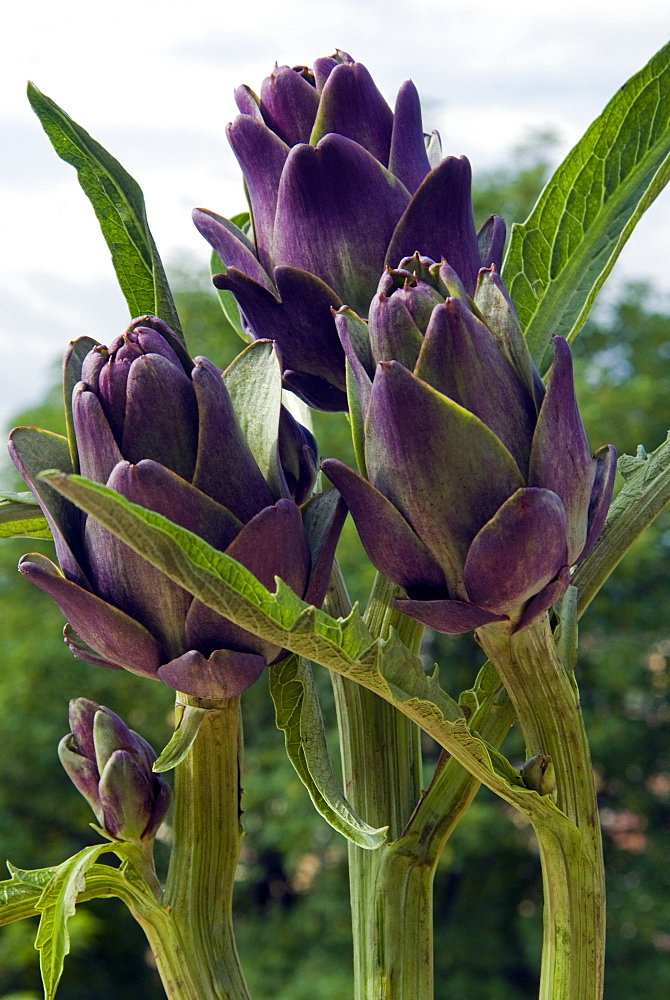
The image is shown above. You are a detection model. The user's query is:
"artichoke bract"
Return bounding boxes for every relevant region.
[10,317,344,698]
[59,698,170,843]
[323,260,617,633]
[193,51,505,411]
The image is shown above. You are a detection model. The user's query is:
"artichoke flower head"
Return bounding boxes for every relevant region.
[59,697,170,844]
[194,51,505,410]
[323,260,617,633]
[10,318,344,698]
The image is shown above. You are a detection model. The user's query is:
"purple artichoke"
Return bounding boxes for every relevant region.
[323,260,617,633]
[59,698,170,843]
[193,50,505,411]
[9,317,343,698]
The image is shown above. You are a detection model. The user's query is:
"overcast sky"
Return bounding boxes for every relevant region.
[1,0,668,433]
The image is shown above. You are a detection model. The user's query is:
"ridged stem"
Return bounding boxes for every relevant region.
[478,617,605,1000]
[328,569,427,1000]
[160,693,250,1000]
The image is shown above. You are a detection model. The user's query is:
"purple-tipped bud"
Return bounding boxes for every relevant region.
[193,55,503,411]
[325,262,617,635]
[11,318,345,700]
[59,698,170,843]
[368,265,446,370]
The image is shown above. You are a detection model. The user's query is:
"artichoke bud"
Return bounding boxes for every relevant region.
[521,754,557,798]
[59,698,170,843]
[397,252,441,284]
[325,257,617,638]
[368,264,445,369]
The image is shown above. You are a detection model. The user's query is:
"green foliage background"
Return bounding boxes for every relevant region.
[1,139,669,999]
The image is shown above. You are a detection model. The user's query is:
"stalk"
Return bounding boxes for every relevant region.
[160,693,251,1000]
[131,906,212,1000]
[328,569,428,1000]
[478,617,605,1000]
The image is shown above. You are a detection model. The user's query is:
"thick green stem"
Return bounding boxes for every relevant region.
[161,694,250,1000]
[478,618,605,1000]
[134,907,212,1000]
[407,666,515,865]
[328,570,427,1000]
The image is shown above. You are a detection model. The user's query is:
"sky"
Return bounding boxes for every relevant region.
[1,0,668,433]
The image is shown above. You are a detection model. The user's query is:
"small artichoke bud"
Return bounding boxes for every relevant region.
[59,698,170,843]
[521,754,557,798]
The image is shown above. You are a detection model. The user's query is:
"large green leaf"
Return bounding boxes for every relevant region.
[0,491,51,540]
[27,83,184,356]
[503,42,670,372]
[39,471,376,666]
[38,470,562,820]
[269,655,387,849]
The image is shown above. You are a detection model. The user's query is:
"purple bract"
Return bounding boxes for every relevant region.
[59,698,170,843]
[10,317,344,697]
[193,51,505,410]
[323,260,616,633]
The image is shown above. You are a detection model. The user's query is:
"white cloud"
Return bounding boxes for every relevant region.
[1,0,668,429]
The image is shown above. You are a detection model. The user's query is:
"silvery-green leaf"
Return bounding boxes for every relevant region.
[572,433,670,614]
[27,83,183,356]
[38,469,588,823]
[0,863,59,926]
[269,655,387,849]
[0,491,51,539]
[224,340,285,498]
[35,844,118,999]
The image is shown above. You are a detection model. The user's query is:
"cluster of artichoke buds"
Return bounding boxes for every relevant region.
[193,51,505,410]
[10,317,344,699]
[323,256,616,633]
[59,698,170,844]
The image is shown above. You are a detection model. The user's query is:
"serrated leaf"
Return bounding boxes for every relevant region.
[0,492,51,540]
[269,655,387,849]
[572,433,670,614]
[153,704,208,773]
[503,42,670,372]
[35,844,115,999]
[0,864,59,926]
[371,630,462,724]
[39,470,376,666]
[27,83,184,354]
[37,470,583,826]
